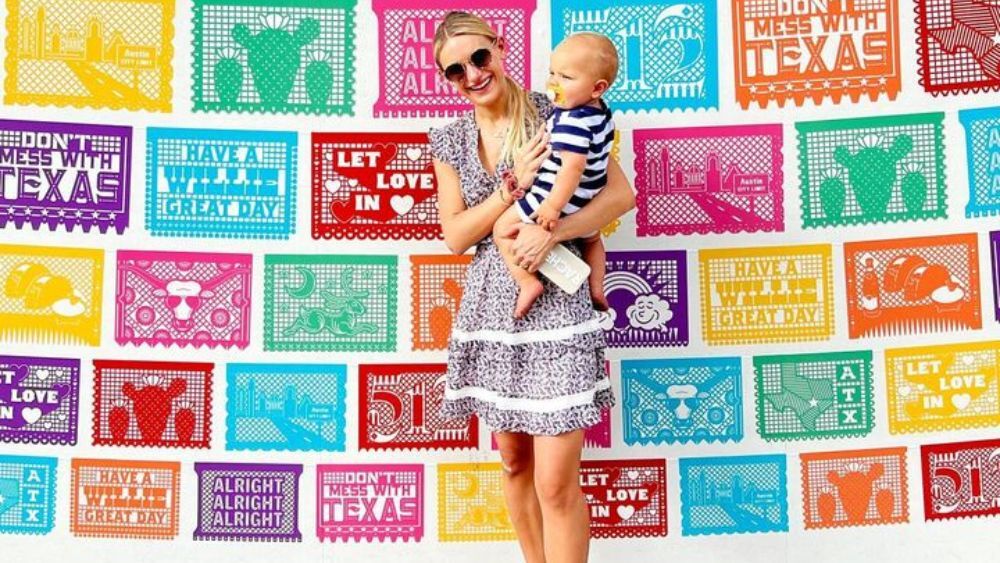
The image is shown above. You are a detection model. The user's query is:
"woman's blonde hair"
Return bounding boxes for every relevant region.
[433,11,539,165]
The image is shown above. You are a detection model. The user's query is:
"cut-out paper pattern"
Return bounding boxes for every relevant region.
[192,0,356,115]
[5,0,174,111]
[580,458,668,538]
[801,447,908,529]
[634,123,783,236]
[410,254,472,351]
[754,350,874,441]
[312,133,440,240]
[0,119,131,234]
[264,254,397,352]
[621,357,742,445]
[372,0,535,117]
[551,0,718,112]
[732,0,901,108]
[916,0,1000,96]
[317,464,423,542]
[700,244,834,345]
[226,363,346,452]
[679,454,788,536]
[359,363,477,451]
[0,355,78,445]
[797,113,947,227]
[145,127,296,239]
[70,458,180,539]
[992,231,1000,322]
[437,462,514,542]
[959,107,1000,218]
[844,233,981,339]
[885,340,1000,434]
[116,250,252,349]
[0,455,55,535]
[921,437,1000,521]
[194,462,301,542]
[92,359,212,449]
[599,250,688,348]
[0,243,102,346]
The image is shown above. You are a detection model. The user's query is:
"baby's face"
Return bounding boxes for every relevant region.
[547,42,603,109]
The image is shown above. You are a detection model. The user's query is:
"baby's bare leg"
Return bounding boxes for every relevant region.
[581,234,608,311]
[493,206,544,319]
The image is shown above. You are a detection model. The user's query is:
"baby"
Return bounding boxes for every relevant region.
[494,32,618,319]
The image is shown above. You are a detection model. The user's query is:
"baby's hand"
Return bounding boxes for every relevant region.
[534,203,560,231]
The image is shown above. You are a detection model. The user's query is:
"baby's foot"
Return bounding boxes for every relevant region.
[514,276,544,319]
[590,287,609,312]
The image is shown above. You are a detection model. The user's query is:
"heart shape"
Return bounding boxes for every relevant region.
[616,505,635,521]
[21,407,42,425]
[961,354,975,366]
[405,147,423,161]
[897,385,911,397]
[323,151,334,161]
[324,179,342,194]
[952,393,972,410]
[626,470,639,480]
[35,369,50,381]
[390,195,415,216]
[416,211,428,221]
[331,200,356,223]
[347,178,359,188]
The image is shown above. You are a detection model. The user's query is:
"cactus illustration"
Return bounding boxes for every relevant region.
[305,50,333,107]
[817,488,837,523]
[826,462,884,523]
[121,376,187,442]
[833,133,919,219]
[108,399,130,441]
[231,13,320,106]
[214,47,244,104]
[428,278,463,347]
[818,169,846,221]
[875,488,895,519]
[900,162,928,213]
[174,401,195,443]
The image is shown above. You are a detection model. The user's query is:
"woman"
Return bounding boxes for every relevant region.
[429,12,635,563]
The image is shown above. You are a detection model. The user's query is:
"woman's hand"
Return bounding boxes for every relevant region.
[501,222,557,273]
[512,128,550,190]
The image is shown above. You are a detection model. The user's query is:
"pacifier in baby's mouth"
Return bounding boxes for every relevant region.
[546,84,565,105]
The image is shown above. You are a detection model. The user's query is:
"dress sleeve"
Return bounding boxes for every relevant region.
[428,123,462,169]
[550,113,593,155]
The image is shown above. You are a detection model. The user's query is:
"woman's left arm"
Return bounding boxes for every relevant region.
[505,158,636,272]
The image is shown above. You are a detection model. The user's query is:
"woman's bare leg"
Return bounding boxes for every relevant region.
[495,431,545,563]
[534,430,589,563]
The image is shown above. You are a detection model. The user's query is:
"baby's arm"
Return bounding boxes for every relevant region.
[535,152,587,231]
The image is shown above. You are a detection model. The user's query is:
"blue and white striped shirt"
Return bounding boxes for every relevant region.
[517,100,615,222]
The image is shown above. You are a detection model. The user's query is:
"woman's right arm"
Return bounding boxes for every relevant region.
[434,159,510,255]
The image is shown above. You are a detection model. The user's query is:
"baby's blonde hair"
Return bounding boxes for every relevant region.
[562,32,619,85]
[433,11,539,166]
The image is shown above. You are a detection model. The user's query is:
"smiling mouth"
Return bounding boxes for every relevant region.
[467,76,493,92]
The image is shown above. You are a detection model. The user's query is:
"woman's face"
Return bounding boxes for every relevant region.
[437,34,506,107]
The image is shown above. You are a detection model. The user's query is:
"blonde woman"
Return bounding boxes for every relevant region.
[429,12,635,563]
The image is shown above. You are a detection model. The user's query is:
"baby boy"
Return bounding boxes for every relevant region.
[494,32,618,319]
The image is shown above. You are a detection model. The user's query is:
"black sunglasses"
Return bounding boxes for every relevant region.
[441,42,495,83]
